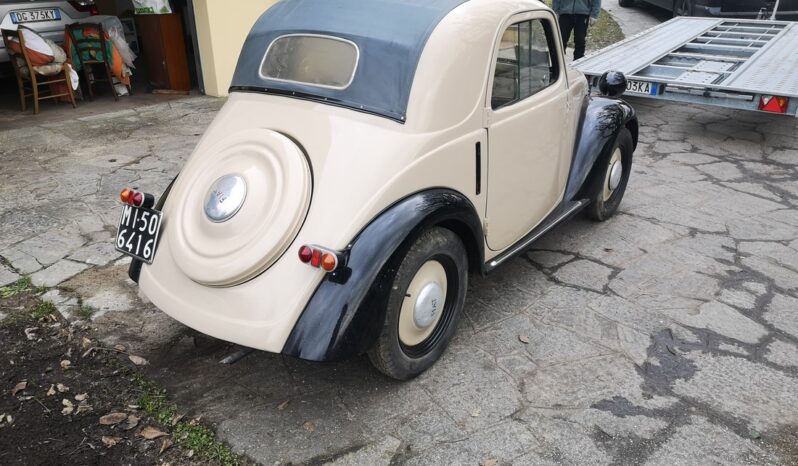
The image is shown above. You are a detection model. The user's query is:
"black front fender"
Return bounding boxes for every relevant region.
[564,96,637,201]
[282,189,483,362]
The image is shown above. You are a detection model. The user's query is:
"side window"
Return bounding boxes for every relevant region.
[491,19,559,110]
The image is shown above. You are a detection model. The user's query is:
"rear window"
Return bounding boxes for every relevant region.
[260,34,359,90]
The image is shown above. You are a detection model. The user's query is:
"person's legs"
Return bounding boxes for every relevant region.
[559,14,575,52]
[573,14,589,60]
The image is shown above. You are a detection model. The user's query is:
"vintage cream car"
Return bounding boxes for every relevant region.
[117,0,638,380]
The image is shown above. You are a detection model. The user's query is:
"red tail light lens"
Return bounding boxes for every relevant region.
[759,96,788,114]
[310,249,322,267]
[298,246,313,263]
[298,245,341,273]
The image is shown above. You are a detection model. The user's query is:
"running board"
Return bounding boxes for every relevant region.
[484,200,587,272]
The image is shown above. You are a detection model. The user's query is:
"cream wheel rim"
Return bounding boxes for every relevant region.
[603,148,623,202]
[398,260,448,347]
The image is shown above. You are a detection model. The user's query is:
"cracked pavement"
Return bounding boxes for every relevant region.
[1,93,797,464]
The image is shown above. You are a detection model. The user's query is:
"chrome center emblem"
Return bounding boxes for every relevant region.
[204,174,247,223]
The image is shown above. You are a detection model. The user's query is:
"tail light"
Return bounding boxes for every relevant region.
[120,188,154,208]
[298,245,341,272]
[68,0,99,15]
[758,96,789,114]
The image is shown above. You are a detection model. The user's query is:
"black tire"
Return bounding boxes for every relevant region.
[673,0,693,16]
[585,128,633,222]
[619,0,636,7]
[367,227,468,380]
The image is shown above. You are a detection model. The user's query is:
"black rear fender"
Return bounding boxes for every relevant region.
[281,189,484,362]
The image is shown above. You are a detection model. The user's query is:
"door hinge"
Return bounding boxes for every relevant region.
[482,219,489,236]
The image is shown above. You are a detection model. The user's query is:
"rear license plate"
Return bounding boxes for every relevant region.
[115,205,162,264]
[626,80,658,96]
[10,8,61,24]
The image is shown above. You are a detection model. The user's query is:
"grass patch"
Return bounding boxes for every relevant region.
[133,375,246,466]
[31,301,57,320]
[75,305,97,320]
[585,9,625,51]
[541,3,625,52]
[1,277,35,298]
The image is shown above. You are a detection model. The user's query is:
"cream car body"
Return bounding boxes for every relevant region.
[128,0,638,379]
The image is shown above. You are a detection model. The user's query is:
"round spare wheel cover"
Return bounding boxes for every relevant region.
[168,128,311,286]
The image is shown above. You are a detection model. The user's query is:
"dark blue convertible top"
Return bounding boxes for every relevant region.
[230,0,470,123]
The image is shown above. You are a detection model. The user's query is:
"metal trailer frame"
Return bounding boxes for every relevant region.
[573,17,798,116]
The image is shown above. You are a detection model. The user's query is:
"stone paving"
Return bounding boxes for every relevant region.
[1,95,797,465]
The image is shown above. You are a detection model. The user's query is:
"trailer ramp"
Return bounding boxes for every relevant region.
[573,17,798,116]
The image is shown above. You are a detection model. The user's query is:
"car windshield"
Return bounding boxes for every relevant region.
[260,35,359,90]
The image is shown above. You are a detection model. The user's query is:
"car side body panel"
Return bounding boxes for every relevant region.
[282,189,484,361]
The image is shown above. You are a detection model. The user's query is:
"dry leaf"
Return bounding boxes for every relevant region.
[81,337,92,350]
[277,400,290,411]
[138,426,168,440]
[75,403,93,414]
[99,412,128,425]
[114,344,126,352]
[11,381,27,396]
[101,436,121,448]
[47,385,56,396]
[57,383,69,393]
[128,355,149,366]
[5,415,12,424]
[159,437,174,455]
[0,414,5,424]
[170,413,184,427]
[75,393,88,402]
[302,421,315,433]
[481,460,498,466]
[518,335,530,344]
[186,449,194,458]
[125,414,140,430]
[60,360,71,369]
[24,327,38,340]
[127,404,140,410]
[471,408,481,417]
[62,399,74,415]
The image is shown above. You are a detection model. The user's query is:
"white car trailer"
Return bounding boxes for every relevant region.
[573,17,798,116]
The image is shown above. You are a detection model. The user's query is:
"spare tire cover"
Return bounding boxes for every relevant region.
[167,128,311,286]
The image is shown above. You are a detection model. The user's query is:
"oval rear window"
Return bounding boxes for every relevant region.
[260,35,359,90]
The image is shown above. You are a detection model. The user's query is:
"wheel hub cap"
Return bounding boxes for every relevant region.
[608,160,623,191]
[398,260,448,347]
[413,282,444,329]
[204,174,247,223]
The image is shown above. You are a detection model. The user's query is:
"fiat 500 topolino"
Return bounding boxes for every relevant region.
[117,0,638,380]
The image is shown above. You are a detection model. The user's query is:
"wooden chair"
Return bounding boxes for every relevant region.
[66,22,119,101]
[1,28,77,114]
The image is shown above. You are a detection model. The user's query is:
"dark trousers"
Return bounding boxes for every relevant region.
[559,14,589,60]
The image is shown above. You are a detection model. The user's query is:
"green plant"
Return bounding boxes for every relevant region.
[133,376,245,466]
[75,305,97,319]
[31,301,56,320]
[1,277,33,298]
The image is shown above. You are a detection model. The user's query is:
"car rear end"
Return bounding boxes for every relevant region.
[0,0,97,63]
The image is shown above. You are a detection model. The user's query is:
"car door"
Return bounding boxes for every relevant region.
[485,12,569,251]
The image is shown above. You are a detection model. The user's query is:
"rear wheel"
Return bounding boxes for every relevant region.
[367,227,468,380]
[585,128,633,221]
